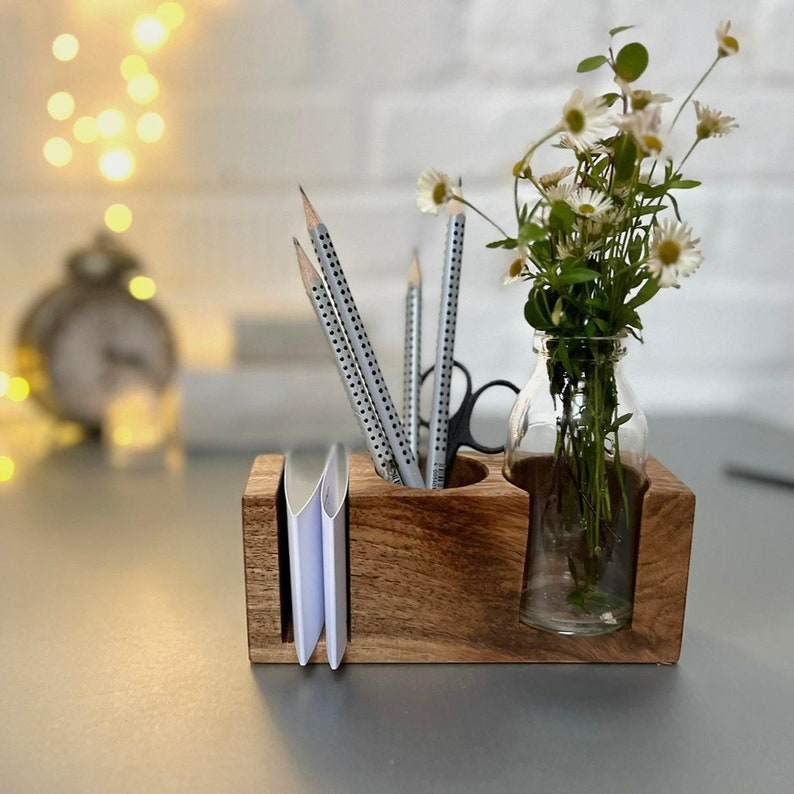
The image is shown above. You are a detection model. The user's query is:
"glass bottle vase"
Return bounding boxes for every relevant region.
[504,333,648,636]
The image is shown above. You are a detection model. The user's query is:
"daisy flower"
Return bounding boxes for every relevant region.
[646,219,703,287]
[615,106,664,154]
[416,168,454,215]
[615,77,672,111]
[566,187,612,219]
[503,246,528,284]
[693,101,738,140]
[716,20,739,58]
[543,182,574,205]
[558,89,612,153]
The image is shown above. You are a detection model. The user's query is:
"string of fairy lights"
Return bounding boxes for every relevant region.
[0,4,191,484]
[43,2,186,234]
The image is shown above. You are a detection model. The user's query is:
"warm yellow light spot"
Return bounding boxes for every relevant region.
[0,371,9,396]
[127,73,160,104]
[99,149,135,181]
[47,91,76,121]
[43,137,73,167]
[120,54,149,81]
[104,203,133,233]
[133,14,169,51]
[52,33,79,62]
[0,456,14,482]
[136,112,165,143]
[113,427,135,446]
[156,2,185,29]
[7,376,30,402]
[129,275,156,301]
[96,108,125,138]
[73,115,98,144]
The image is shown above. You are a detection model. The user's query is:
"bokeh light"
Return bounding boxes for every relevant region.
[99,149,135,181]
[96,109,125,138]
[73,115,98,144]
[47,91,76,121]
[0,456,14,483]
[104,203,133,233]
[6,376,30,402]
[43,137,73,167]
[133,14,169,51]
[156,3,185,30]
[120,54,149,81]
[52,34,79,62]
[129,275,156,300]
[136,112,165,143]
[127,73,160,104]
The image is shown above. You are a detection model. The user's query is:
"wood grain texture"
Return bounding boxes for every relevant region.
[243,453,695,664]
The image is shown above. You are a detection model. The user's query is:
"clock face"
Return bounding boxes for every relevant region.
[43,289,175,426]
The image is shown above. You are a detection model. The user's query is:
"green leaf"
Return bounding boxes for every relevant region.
[577,54,609,73]
[614,42,649,82]
[517,222,548,245]
[627,277,660,310]
[628,234,644,264]
[613,134,638,183]
[609,25,635,37]
[524,295,552,330]
[632,204,667,217]
[601,91,622,107]
[558,267,601,285]
[669,179,701,189]
[637,182,666,199]
[614,412,634,427]
[485,237,518,249]
[549,201,576,234]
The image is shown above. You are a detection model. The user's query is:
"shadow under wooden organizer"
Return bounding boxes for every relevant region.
[242,452,695,664]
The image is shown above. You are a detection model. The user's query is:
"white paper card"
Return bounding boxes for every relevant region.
[321,444,349,670]
[284,450,326,665]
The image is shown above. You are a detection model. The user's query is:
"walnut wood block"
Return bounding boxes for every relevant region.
[242,453,695,664]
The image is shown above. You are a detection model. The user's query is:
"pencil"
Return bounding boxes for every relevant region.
[426,186,466,488]
[404,250,422,458]
[301,188,425,489]
[295,239,402,485]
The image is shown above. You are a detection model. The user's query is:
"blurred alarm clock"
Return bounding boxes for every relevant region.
[16,233,176,430]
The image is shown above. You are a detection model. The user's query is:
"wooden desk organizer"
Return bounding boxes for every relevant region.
[242,453,695,664]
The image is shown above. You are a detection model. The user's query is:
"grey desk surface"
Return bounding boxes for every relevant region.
[2,416,793,793]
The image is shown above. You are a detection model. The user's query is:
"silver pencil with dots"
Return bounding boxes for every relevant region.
[295,239,402,485]
[426,185,466,489]
[404,251,422,458]
[301,188,426,489]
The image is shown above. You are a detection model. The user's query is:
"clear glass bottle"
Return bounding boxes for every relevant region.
[504,332,648,636]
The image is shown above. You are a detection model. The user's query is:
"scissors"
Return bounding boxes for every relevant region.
[420,360,519,475]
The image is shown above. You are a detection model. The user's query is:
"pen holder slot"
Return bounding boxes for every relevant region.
[242,452,695,664]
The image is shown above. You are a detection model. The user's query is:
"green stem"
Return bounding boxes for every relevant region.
[671,56,719,129]
[456,197,511,239]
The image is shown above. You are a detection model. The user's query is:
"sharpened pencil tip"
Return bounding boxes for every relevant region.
[299,186,320,228]
[408,250,421,286]
[294,238,321,289]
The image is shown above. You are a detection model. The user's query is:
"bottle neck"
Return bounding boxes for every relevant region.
[533,331,627,365]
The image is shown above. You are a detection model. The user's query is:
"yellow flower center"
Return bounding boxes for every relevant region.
[508,258,523,278]
[642,134,663,152]
[657,240,680,265]
[565,108,586,134]
[432,182,447,205]
[718,35,739,57]
[579,203,596,214]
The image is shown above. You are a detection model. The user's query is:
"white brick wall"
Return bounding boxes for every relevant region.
[2,0,792,435]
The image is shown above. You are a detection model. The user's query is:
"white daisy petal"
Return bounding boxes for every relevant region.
[559,89,611,153]
[646,218,703,288]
